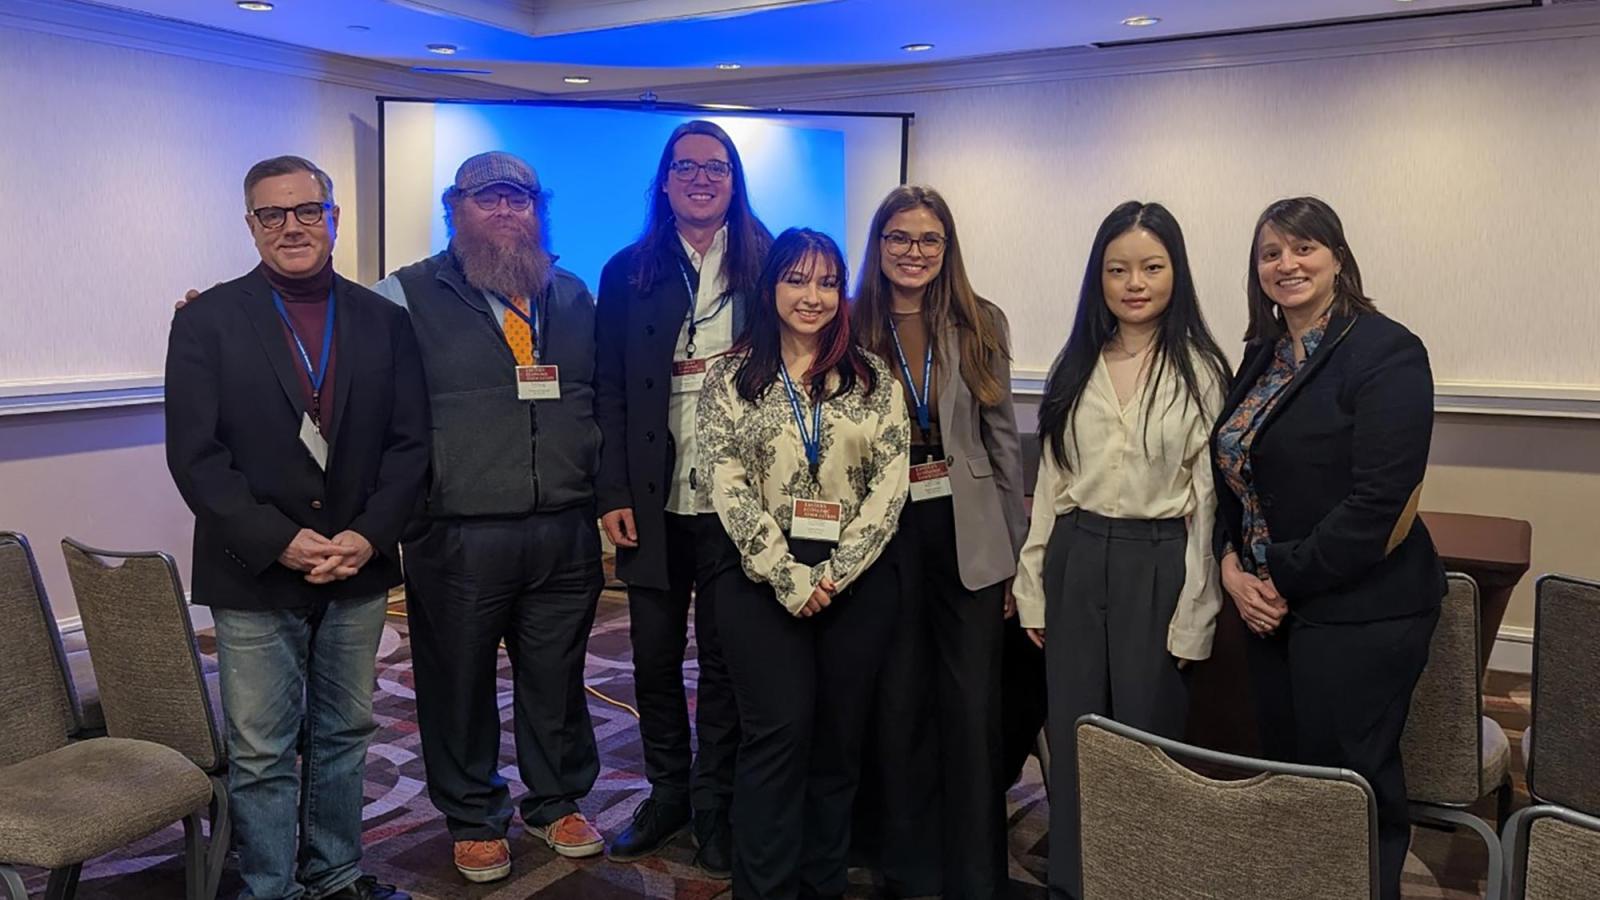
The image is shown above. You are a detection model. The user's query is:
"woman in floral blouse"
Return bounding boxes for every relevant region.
[696,226,910,899]
[1211,196,1444,900]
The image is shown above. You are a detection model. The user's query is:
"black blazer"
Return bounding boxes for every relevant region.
[1211,311,1446,624]
[165,267,430,611]
[594,241,746,591]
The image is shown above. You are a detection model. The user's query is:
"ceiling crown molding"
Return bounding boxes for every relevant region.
[0,0,537,98]
[606,2,1600,106]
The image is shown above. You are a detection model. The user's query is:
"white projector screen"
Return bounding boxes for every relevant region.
[379,99,909,293]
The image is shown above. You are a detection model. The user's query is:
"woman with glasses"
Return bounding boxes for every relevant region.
[848,185,1026,899]
[697,227,909,899]
[1017,201,1230,900]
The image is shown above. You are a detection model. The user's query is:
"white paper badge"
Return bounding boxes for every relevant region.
[299,412,329,471]
[909,460,953,502]
[790,499,843,543]
[516,365,561,401]
[672,358,708,393]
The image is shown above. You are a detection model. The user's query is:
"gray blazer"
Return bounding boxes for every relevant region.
[932,307,1028,590]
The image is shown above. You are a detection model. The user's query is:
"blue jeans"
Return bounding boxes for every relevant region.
[213,594,388,900]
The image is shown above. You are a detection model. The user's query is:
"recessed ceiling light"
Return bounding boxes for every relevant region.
[236,1,273,10]
[347,25,370,31]
[563,76,591,85]
[426,43,458,55]
[412,66,493,75]
[716,62,742,70]
[1121,15,1160,27]
[901,42,934,52]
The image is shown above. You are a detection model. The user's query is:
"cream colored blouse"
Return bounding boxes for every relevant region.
[697,351,910,615]
[1014,353,1226,660]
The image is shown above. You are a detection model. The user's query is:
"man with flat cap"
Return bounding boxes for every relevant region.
[373,152,606,883]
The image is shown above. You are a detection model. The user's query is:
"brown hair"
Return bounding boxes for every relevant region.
[851,185,1009,408]
[1245,196,1377,343]
[243,155,333,209]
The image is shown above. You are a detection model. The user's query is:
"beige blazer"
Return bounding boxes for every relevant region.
[931,307,1028,590]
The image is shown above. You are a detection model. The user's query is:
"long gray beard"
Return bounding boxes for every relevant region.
[453,229,552,300]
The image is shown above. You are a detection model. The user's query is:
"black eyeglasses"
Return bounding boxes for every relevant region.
[470,186,534,212]
[251,202,331,229]
[669,159,732,182]
[882,231,947,257]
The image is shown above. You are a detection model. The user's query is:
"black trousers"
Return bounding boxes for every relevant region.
[717,537,898,900]
[1000,613,1047,790]
[1246,605,1439,900]
[1043,510,1191,900]
[403,506,604,838]
[626,511,741,814]
[858,495,1007,898]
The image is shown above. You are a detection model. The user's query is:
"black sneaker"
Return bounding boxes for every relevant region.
[691,808,733,880]
[321,875,410,900]
[607,796,690,862]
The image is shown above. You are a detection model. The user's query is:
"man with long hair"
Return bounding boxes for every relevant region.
[373,152,607,883]
[594,121,773,876]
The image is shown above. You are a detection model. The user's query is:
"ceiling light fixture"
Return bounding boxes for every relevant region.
[1121,15,1160,27]
[901,42,934,52]
[347,25,371,31]
[426,43,458,55]
[563,76,591,85]
[236,1,274,10]
[716,62,742,70]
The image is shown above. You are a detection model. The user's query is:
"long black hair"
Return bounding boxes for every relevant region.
[1245,196,1377,342]
[632,120,773,300]
[1037,201,1230,469]
[733,228,877,404]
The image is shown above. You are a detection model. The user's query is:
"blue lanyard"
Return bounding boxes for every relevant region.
[887,317,933,435]
[271,290,335,421]
[499,294,539,354]
[678,263,731,359]
[778,366,823,479]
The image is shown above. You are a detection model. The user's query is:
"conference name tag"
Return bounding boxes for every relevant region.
[516,365,561,401]
[299,412,329,472]
[791,499,842,543]
[908,460,953,502]
[671,358,708,393]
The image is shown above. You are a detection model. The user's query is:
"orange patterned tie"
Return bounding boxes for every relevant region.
[503,296,535,366]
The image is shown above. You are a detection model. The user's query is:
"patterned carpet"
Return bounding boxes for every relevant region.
[19,587,1532,899]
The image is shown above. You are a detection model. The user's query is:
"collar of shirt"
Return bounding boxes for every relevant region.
[1275,308,1332,366]
[678,224,729,273]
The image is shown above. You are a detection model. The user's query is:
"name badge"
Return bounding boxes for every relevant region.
[299,412,329,471]
[908,460,953,502]
[516,365,561,401]
[790,499,842,543]
[672,358,708,393]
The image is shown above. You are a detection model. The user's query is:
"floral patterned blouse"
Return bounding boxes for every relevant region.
[696,352,910,615]
[1214,313,1330,575]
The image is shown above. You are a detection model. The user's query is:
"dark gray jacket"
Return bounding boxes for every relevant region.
[379,251,598,519]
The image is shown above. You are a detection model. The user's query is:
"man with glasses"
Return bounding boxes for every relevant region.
[594,121,773,876]
[371,151,607,883]
[165,155,427,900]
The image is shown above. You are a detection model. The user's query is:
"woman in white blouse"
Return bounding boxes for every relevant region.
[696,227,910,900]
[1014,201,1230,900]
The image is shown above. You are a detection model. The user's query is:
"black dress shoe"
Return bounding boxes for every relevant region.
[322,875,410,900]
[607,796,691,862]
[692,808,732,880]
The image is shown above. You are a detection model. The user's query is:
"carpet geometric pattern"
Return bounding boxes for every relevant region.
[19,588,1532,898]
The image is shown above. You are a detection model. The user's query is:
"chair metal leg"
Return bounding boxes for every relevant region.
[1410,803,1503,900]
[0,865,28,900]
[43,863,81,900]
[205,774,231,900]
[1035,726,1051,800]
[183,810,208,900]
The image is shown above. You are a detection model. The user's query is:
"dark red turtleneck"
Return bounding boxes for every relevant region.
[261,259,338,438]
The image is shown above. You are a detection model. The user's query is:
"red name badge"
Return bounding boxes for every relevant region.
[672,358,708,393]
[909,460,953,502]
[791,499,843,543]
[516,365,561,401]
